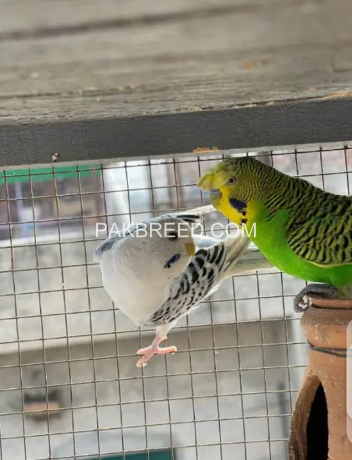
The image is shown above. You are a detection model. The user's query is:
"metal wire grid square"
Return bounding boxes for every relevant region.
[0,145,351,460]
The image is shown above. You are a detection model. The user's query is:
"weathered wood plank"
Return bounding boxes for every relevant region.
[0,0,246,36]
[1,0,352,126]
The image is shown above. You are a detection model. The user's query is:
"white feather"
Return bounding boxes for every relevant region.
[95,212,272,328]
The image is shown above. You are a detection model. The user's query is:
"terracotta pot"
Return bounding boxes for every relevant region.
[289,295,352,460]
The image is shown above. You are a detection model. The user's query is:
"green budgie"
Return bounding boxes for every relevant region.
[197,156,352,311]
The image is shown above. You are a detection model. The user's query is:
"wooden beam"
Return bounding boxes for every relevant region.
[2,98,352,168]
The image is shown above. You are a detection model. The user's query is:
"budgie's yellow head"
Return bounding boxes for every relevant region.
[197,156,272,226]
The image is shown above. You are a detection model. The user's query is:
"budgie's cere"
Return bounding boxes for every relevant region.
[94,208,272,367]
[197,156,352,311]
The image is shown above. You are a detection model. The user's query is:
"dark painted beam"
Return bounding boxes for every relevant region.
[1,98,352,168]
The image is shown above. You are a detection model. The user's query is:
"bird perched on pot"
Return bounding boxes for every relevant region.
[197,155,352,312]
[94,206,272,367]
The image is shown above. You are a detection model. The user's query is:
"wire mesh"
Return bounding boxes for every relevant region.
[0,145,351,460]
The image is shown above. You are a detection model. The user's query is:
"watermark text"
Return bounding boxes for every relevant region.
[95,221,256,239]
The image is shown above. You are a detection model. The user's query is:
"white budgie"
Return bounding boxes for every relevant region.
[94,206,272,367]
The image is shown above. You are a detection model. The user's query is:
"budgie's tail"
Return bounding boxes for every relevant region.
[221,234,250,279]
[222,235,273,279]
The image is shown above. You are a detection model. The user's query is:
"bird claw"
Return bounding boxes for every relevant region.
[136,345,177,368]
[293,284,338,313]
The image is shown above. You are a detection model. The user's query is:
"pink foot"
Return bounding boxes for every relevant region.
[136,344,177,367]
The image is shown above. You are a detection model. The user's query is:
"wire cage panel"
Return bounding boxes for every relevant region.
[0,145,351,460]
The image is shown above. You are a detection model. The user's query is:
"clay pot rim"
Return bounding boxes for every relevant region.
[308,294,352,309]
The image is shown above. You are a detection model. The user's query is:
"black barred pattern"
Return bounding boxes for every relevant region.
[222,156,280,204]
[163,212,204,226]
[260,168,352,266]
[286,192,352,266]
[146,244,227,326]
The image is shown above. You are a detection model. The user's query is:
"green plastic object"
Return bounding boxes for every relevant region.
[88,450,173,460]
[0,165,101,185]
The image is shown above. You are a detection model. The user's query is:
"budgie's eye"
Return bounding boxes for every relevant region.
[227,177,236,185]
[167,231,178,241]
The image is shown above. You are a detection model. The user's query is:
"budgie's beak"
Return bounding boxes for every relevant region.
[186,241,196,256]
[197,169,224,191]
[197,168,225,208]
